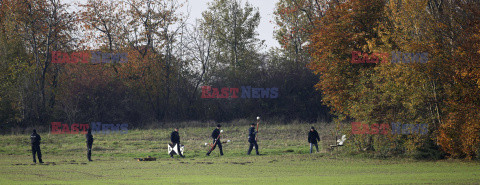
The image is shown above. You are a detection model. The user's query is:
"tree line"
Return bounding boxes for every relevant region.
[2,0,478,160]
[305,0,480,159]
[0,0,331,132]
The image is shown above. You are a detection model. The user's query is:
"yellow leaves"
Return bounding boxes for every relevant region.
[307,0,480,158]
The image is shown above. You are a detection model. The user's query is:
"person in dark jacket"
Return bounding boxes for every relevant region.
[206,124,223,156]
[86,128,94,161]
[308,126,320,153]
[30,129,43,163]
[247,123,260,155]
[170,128,184,158]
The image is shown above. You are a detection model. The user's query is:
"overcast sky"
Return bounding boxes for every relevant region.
[65,0,280,50]
[183,0,279,50]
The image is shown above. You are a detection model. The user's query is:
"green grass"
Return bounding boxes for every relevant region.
[1,154,479,184]
[1,123,479,184]
[0,123,317,158]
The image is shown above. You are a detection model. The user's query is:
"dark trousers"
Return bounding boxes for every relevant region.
[207,139,223,155]
[87,142,93,161]
[247,140,259,155]
[170,143,184,157]
[32,145,42,163]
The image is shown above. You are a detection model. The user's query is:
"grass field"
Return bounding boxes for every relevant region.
[1,123,479,184]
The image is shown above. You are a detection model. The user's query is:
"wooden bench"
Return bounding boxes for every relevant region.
[329,135,346,149]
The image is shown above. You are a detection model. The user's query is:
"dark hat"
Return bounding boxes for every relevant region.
[33,129,37,133]
[251,123,255,126]
[217,124,222,127]
[311,126,315,130]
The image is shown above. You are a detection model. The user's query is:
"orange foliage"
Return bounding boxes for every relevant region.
[308,0,386,115]
[437,1,480,159]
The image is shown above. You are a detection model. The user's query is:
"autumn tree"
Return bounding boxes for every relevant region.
[308,0,412,153]
[273,0,328,66]
[386,0,480,159]
[79,0,124,52]
[308,0,480,159]
[1,0,76,125]
[121,0,187,121]
[434,0,480,159]
[309,0,389,118]
[0,0,32,128]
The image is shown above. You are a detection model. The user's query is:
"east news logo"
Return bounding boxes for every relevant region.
[351,51,428,64]
[201,86,279,99]
[51,51,128,64]
[351,122,428,135]
[51,122,128,134]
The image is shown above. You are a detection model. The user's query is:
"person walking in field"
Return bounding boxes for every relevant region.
[247,123,260,155]
[30,129,43,164]
[170,128,185,158]
[308,126,320,153]
[206,124,223,156]
[86,128,94,161]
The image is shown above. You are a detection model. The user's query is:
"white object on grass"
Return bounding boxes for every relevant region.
[337,135,347,146]
[167,143,184,155]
